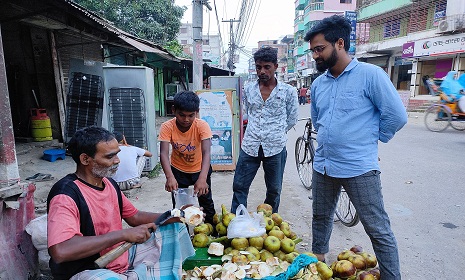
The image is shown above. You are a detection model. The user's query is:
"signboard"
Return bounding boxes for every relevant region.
[296,55,308,71]
[402,42,415,58]
[394,56,412,66]
[433,2,447,26]
[197,90,236,170]
[408,33,465,57]
[345,11,357,55]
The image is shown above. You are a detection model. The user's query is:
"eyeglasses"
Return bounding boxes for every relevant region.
[309,44,328,55]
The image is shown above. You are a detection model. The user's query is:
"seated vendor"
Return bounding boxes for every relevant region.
[47,126,192,280]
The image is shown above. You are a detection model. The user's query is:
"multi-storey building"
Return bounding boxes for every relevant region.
[294,0,357,87]
[247,50,258,82]
[177,23,225,67]
[281,35,296,83]
[356,0,465,96]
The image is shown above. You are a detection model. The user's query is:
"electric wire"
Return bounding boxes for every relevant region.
[213,0,225,57]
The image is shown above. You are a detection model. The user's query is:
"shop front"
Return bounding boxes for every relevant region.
[402,34,465,96]
[392,57,413,91]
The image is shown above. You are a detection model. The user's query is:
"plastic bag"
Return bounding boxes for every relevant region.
[227,204,266,238]
[25,214,48,251]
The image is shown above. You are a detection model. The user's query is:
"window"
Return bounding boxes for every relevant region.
[384,19,400,38]
[203,39,209,45]
[181,40,188,45]
[180,28,187,34]
[340,0,352,3]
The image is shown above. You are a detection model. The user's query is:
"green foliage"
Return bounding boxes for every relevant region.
[163,40,184,57]
[73,0,186,44]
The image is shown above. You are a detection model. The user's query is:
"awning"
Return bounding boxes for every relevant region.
[119,35,179,62]
[355,52,389,59]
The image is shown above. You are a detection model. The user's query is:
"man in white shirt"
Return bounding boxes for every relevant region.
[112,132,152,190]
[231,47,299,213]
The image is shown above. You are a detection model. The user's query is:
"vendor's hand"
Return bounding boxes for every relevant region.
[180,204,193,210]
[193,180,209,196]
[165,177,178,192]
[125,223,156,244]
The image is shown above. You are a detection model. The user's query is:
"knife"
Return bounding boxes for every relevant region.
[94,209,185,268]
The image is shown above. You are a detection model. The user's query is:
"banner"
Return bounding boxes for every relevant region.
[345,11,357,55]
[197,90,234,167]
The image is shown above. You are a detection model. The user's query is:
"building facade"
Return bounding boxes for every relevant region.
[356,0,465,96]
[177,23,225,67]
[294,0,357,87]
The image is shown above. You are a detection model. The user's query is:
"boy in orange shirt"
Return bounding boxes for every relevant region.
[158,91,216,225]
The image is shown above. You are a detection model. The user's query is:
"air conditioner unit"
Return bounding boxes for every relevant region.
[437,18,465,33]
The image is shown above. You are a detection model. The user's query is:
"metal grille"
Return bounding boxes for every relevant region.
[108,88,147,149]
[356,0,447,45]
[65,72,104,142]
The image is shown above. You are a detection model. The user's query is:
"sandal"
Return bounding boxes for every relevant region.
[26,173,54,182]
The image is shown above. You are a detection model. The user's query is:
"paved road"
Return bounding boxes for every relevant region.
[19,104,465,279]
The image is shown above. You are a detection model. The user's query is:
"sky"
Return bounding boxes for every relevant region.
[174,0,295,73]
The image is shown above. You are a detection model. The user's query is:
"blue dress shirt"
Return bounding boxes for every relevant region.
[310,58,407,178]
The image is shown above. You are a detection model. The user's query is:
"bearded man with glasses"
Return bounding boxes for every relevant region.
[305,15,407,280]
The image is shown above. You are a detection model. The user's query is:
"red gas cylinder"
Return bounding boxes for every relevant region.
[30,108,52,141]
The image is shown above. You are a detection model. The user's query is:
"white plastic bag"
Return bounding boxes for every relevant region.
[227,204,266,238]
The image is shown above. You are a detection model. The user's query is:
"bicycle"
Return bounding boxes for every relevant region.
[423,75,465,132]
[335,190,360,227]
[295,117,317,190]
[295,117,360,227]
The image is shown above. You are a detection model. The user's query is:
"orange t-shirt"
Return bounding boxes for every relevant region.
[158,118,212,173]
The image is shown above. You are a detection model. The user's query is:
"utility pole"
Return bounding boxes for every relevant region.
[192,0,211,91]
[222,18,240,75]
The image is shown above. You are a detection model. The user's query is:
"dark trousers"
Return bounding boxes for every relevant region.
[231,146,287,214]
[170,166,216,225]
[311,170,400,279]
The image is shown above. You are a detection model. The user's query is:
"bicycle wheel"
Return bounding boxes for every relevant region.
[335,190,360,227]
[424,105,451,132]
[450,115,465,131]
[295,136,313,190]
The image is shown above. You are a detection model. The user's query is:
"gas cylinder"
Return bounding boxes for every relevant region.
[30,108,52,141]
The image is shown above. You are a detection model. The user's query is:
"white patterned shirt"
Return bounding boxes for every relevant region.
[241,80,299,157]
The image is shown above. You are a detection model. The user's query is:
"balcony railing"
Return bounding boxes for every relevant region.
[294,15,304,24]
[310,2,324,11]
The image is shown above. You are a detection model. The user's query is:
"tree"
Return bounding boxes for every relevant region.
[73,0,186,45]
[164,40,191,58]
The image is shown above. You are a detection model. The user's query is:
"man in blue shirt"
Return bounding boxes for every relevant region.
[305,15,407,279]
[231,47,298,213]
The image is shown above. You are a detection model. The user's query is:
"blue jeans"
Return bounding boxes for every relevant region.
[231,146,287,213]
[311,170,401,280]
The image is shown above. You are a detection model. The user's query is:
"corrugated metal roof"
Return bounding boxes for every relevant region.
[64,0,179,62]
